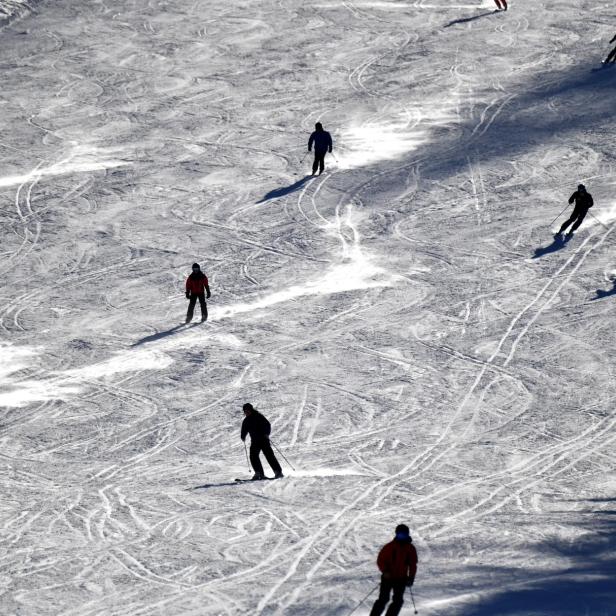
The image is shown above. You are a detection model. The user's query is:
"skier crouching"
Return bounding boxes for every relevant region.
[369,524,418,616]
[241,403,283,480]
[556,184,594,239]
[185,262,211,323]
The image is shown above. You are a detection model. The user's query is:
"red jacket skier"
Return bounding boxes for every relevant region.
[185,263,211,323]
[369,524,418,616]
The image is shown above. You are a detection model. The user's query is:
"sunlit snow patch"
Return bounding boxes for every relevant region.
[213,205,396,321]
[0,160,128,188]
[336,108,456,170]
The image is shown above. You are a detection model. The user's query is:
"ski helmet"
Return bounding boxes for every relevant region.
[395,524,411,541]
[192,263,200,270]
[315,122,323,131]
[243,403,255,413]
[577,184,586,192]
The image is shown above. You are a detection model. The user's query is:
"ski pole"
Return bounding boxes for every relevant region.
[346,584,378,616]
[588,210,610,230]
[409,588,418,614]
[299,151,309,164]
[549,204,570,227]
[244,441,251,472]
[270,440,296,471]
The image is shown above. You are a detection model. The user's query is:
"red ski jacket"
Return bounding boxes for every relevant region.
[376,540,418,581]
[186,272,209,295]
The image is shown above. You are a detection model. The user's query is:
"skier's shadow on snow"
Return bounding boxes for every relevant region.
[592,281,616,300]
[131,323,200,347]
[256,175,311,204]
[190,481,240,490]
[532,237,567,259]
[444,10,498,27]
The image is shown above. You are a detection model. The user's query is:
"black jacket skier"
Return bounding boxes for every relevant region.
[308,122,333,176]
[557,184,594,237]
[240,403,283,480]
[605,34,616,63]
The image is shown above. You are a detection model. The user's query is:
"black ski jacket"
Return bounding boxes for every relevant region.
[568,190,593,209]
[308,129,333,154]
[241,411,271,442]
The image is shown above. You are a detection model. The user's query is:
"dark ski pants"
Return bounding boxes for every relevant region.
[312,151,326,175]
[606,46,616,63]
[370,577,406,616]
[250,439,282,476]
[494,0,507,8]
[187,292,207,322]
[559,206,589,235]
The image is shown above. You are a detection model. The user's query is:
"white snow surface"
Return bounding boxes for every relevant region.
[1,0,615,614]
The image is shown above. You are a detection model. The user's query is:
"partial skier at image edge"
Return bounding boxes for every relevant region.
[494,0,508,10]
[308,122,333,176]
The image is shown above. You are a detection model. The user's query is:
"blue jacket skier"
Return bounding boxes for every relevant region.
[308,122,333,175]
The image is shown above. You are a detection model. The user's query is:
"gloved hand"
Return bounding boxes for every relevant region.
[308,148,311,153]
[406,577,415,587]
[206,290,211,299]
[185,291,190,299]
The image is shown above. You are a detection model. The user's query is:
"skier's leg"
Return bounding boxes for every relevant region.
[502,0,507,9]
[261,440,282,475]
[249,442,265,476]
[607,46,616,63]
[494,0,503,9]
[384,582,405,616]
[369,579,392,616]
[569,209,589,233]
[558,214,576,234]
[318,152,325,174]
[186,296,197,322]
[198,293,207,321]
[312,153,319,175]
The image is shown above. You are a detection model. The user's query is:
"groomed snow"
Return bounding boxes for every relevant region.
[1,0,615,614]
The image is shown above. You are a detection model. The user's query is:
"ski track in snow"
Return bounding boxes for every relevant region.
[1,0,616,615]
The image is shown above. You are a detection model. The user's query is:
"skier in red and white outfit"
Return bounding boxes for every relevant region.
[494,0,507,10]
[185,263,211,323]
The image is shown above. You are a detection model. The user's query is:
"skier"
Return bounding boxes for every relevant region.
[369,524,418,616]
[556,184,594,239]
[494,0,507,9]
[308,122,333,176]
[240,403,283,480]
[185,262,211,323]
[604,34,616,64]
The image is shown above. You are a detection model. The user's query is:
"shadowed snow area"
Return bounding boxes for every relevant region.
[1,0,615,615]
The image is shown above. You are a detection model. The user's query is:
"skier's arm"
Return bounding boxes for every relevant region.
[407,545,418,584]
[327,133,333,153]
[204,275,211,298]
[185,278,191,299]
[376,545,390,575]
[588,195,594,208]
[568,193,576,205]
[264,417,271,437]
[308,133,314,152]
[241,419,248,441]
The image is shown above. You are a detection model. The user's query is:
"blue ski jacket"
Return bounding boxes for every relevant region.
[308,129,333,154]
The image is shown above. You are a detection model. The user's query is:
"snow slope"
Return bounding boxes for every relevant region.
[1,0,615,614]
